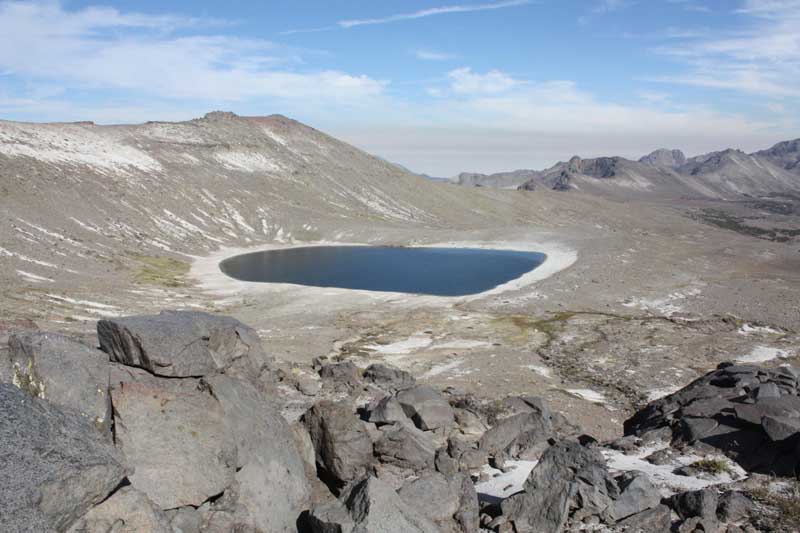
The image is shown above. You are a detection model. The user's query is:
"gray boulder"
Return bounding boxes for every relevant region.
[67,486,171,533]
[610,471,661,521]
[501,440,618,532]
[342,475,439,533]
[478,410,552,460]
[306,501,356,533]
[303,400,373,490]
[612,504,672,532]
[0,383,128,532]
[363,363,416,391]
[5,331,111,432]
[366,395,411,426]
[97,310,271,378]
[206,374,311,532]
[167,506,203,533]
[110,371,237,509]
[319,361,362,392]
[374,422,437,472]
[398,472,479,533]
[396,385,455,431]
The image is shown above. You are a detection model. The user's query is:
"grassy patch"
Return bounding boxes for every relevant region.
[689,458,731,475]
[693,208,800,243]
[131,254,190,287]
[748,483,800,531]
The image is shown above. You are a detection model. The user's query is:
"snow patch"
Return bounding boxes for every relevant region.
[17,270,54,283]
[735,345,791,363]
[475,460,538,501]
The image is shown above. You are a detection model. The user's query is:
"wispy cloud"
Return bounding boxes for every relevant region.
[282,0,530,34]
[414,49,458,61]
[447,67,520,94]
[0,1,384,106]
[651,0,800,98]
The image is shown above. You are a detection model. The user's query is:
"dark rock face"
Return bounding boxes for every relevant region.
[97,310,272,378]
[397,472,480,533]
[303,400,374,490]
[0,383,128,532]
[5,331,111,432]
[501,440,619,531]
[319,361,363,392]
[624,362,800,476]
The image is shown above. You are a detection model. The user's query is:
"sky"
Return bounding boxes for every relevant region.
[0,0,798,176]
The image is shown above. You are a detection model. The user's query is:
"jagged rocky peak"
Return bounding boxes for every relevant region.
[639,148,687,168]
[754,138,800,172]
[203,110,240,121]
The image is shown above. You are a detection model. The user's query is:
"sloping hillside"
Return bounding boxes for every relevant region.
[0,112,539,289]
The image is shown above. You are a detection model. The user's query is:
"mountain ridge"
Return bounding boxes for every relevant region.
[454,138,800,199]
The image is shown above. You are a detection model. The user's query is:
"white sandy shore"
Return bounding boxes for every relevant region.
[188,238,577,305]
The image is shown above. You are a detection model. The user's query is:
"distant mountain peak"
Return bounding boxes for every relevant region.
[639,148,686,168]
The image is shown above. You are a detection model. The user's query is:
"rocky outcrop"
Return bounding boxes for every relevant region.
[0,383,128,532]
[639,148,687,168]
[66,487,171,533]
[501,440,619,531]
[624,362,800,476]
[5,331,111,431]
[110,368,238,509]
[397,385,456,431]
[98,310,272,378]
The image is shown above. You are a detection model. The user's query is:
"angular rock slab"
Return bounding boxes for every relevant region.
[67,486,172,533]
[342,476,439,533]
[98,310,272,377]
[374,422,437,472]
[0,383,127,532]
[396,385,455,431]
[398,472,480,533]
[111,374,237,509]
[5,331,111,432]
[363,363,416,391]
[303,400,373,490]
[206,374,311,532]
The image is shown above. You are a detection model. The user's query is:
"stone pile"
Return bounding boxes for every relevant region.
[1,312,797,532]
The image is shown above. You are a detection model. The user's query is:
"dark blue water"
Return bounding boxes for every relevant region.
[219,246,546,296]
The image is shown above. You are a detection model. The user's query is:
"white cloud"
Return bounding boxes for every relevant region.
[652,0,800,98]
[448,67,520,94]
[338,0,530,28]
[414,49,458,61]
[0,1,384,104]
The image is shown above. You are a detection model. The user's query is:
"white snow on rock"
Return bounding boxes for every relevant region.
[16,270,54,283]
[567,388,608,404]
[421,359,465,379]
[603,445,747,496]
[735,345,791,363]
[214,150,282,173]
[738,323,782,336]
[365,334,433,355]
[475,460,538,501]
[0,122,162,174]
[435,339,490,350]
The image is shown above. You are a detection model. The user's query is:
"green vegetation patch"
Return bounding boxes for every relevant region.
[689,458,731,475]
[131,254,190,287]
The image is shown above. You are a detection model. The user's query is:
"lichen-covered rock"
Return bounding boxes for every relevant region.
[110,371,237,509]
[0,383,128,532]
[5,331,111,432]
[67,487,171,533]
[303,400,373,491]
[98,310,272,378]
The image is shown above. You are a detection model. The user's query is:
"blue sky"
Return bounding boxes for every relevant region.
[0,0,798,175]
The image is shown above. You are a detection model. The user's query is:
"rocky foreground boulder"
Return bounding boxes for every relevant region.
[625,362,800,476]
[2,311,799,532]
